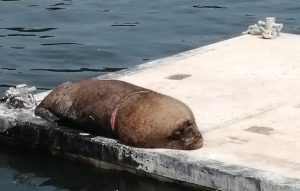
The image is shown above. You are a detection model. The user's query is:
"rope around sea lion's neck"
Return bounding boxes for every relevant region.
[110,90,150,131]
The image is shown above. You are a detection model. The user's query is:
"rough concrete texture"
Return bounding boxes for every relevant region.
[1,34,300,191]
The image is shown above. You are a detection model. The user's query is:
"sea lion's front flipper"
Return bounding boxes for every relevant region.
[35,106,61,122]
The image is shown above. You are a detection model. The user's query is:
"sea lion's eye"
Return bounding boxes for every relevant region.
[182,120,192,126]
[169,130,182,140]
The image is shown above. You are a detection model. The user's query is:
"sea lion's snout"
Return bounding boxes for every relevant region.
[187,134,203,150]
[168,120,203,150]
[181,121,203,150]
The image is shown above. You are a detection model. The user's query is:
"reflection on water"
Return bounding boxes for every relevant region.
[0,146,206,191]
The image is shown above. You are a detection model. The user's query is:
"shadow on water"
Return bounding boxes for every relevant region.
[0,145,209,191]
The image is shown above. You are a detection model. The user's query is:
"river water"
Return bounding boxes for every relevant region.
[0,0,299,190]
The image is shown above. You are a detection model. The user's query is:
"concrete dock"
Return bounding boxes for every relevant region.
[1,33,300,191]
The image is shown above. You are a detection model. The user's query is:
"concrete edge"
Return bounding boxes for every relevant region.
[96,35,248,80]
[0,107,299,191]
[96,33,297,81]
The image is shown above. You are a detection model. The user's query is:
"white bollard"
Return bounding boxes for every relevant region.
[243,17,283,39]
[265,17,276,31]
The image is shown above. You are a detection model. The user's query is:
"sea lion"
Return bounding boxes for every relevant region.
[35,79,203,150]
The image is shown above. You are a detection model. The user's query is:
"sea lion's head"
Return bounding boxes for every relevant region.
[167,119,203,150]
[115,90,204,150]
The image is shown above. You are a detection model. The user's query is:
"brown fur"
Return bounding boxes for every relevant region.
[35,79,203,150]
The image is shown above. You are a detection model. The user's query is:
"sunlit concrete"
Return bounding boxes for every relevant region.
[99,33,300,190]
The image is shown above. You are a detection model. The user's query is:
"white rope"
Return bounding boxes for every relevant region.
[243,17,283,39]
[2,84,37,109]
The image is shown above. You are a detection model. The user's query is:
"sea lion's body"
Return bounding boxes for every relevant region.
[35,79,203,150]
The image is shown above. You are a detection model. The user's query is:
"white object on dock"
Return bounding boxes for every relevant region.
[243,17,283,39]
[79,133,91,136]
[2,84,37,109]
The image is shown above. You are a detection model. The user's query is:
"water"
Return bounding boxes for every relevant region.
[0,145,202,191]
[0,0,299,190]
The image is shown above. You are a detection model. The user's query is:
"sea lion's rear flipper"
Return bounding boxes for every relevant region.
[35,106,61,122]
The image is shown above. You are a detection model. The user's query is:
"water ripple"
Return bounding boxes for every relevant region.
[51,3,71,6]
[0,84,14,88]
[46,7,65,11]
[286,17,296,20]
[7,34,36,37]
[1,67,16,71]
[28,4,39,7]
[11,46,25,49]
[0,27,57,33]
[39,35,54,38]
[30,67,126,73]
[96,9,110,13]
[193,5,227,9]
[40,42,83,46]
[111,22,140,27]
